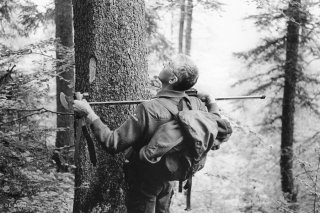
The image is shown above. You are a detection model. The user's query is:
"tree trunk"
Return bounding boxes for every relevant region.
[55,0,74,148]
[281,0,300,207]
[185,0,193,56]
[178,0,186,54]
[72,1,149,212]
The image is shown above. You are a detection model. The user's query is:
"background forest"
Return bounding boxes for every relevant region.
[1,0,320,212]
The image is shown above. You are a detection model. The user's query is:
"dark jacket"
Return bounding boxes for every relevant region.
[90,89,232,182]
[90,89,211,154]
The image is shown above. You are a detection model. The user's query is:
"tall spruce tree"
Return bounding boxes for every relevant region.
[72,0,149,212]
[234,0,320,208]
[178,0,186,53]
[177,0,223,55]
[184,0,193,56]
[281,0,300,205]
[55,0,74,148]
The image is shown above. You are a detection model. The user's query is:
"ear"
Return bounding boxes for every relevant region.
[169,75,178,84]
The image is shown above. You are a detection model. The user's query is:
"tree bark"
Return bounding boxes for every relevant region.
[72,1,149,212]
[55,0,74,148]
[281,0,300,207]
[178,0,186,54]
[185,0,193,56]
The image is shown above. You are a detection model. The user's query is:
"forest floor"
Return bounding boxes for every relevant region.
[0,138,74,213]
[0,130,268,213]
[171,144,248,213]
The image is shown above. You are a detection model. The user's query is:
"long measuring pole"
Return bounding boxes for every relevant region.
[88,95,266,105]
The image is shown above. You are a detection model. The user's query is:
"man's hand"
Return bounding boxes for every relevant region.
[197,93,215,105]
[197,92,219,113]
[73,99,92,115]
[73,99,99,123]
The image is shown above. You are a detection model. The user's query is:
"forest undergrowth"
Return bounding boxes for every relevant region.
[1,114,319,213]
[0,135,74,213]
[0,116,274,213]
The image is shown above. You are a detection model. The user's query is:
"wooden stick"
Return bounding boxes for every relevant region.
[88,95,266,105]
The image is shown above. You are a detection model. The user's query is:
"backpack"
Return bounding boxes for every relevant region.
[138,96,232,182]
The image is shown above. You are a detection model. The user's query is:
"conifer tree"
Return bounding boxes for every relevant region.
[55,0,74,148]
[179,0,186,53]
[177,0,223,55]
[234,0,320,209]
[72,1,149,212]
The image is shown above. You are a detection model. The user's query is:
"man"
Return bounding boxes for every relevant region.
[73,54,222,213]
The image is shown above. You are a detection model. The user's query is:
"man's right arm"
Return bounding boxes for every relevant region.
[89,104,147,153]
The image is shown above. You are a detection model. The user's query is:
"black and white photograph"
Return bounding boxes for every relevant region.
[0,0,320,212]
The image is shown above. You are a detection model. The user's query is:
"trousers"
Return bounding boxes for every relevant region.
[126,178,174,213]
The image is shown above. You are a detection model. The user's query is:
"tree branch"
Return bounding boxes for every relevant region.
[0,108,73,127]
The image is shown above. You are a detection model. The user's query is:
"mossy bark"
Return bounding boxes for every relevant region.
[55,0,74,148]
[72,1,149,212]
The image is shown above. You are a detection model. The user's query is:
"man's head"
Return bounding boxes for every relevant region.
[158,54,199,91]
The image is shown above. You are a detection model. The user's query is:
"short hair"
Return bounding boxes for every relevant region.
[167,54,199,91]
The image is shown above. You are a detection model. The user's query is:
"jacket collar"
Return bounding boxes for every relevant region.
[156,89,186,98]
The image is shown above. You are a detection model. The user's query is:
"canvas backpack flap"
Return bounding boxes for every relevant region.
[139,119,184,164]
[138,96,228,181]
[177,110,219,161]
[158,97,220,170]
[163,96,220,160]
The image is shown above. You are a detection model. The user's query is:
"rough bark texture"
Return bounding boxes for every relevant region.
[55,0,74,148]
[281,0,300,206]
[178,0,186,54]
[185,0,193,56]
[72,1,149,212]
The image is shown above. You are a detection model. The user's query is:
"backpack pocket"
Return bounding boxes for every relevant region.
[163,151,191,181]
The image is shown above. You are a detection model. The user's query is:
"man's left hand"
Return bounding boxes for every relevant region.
[73,99,92,115]
[73,99,99,123]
